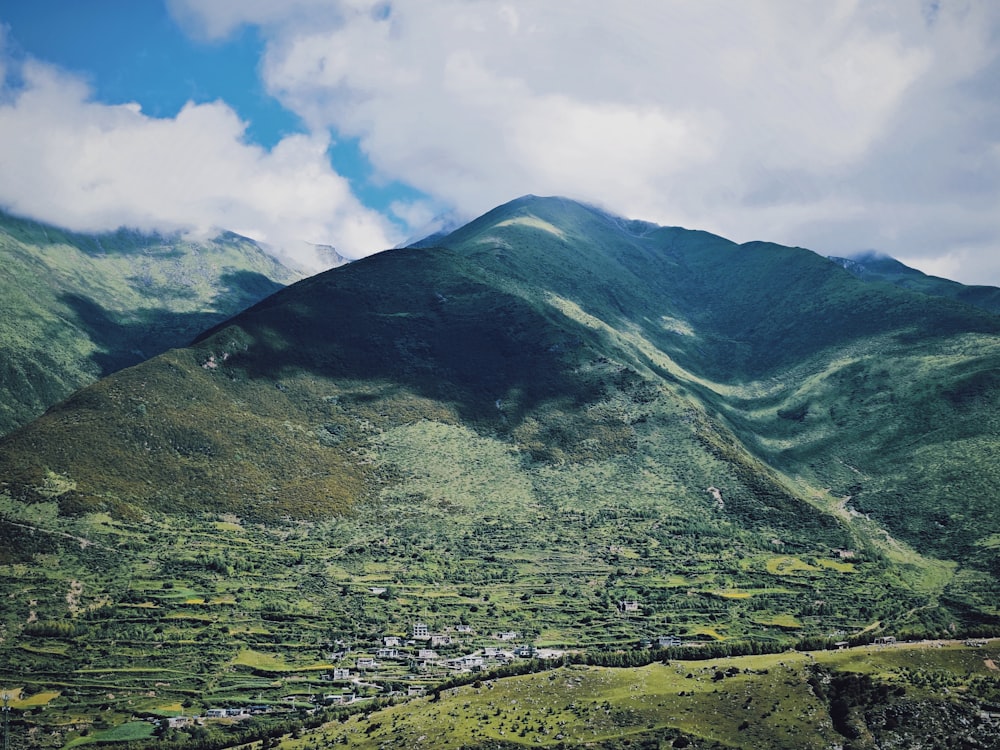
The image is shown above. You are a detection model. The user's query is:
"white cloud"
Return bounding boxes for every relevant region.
[165,0,1000,284]
[0,50,399,270]
[2,1,996,282]
[173,0,1000,284]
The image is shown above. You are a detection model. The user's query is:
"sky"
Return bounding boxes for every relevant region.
[0,1,998,283]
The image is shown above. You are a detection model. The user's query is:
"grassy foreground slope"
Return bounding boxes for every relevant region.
[0,210,303,435]
[290,643,1000,750]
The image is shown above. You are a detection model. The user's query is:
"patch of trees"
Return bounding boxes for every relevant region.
[22,620,87,638]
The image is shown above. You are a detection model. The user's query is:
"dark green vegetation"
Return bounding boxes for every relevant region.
[1,196,999,747]
[831,250,1000,315]
[0,210,302,436]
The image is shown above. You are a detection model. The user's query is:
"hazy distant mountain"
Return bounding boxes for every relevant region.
[0,210,302,435]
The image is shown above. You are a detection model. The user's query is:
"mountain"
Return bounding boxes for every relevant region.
[0,210,304,435]
[2,196,1000,748]
[831,250,1000,314]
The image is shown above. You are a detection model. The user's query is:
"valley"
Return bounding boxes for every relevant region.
[2,196,1000,748]
[0,495,993,749]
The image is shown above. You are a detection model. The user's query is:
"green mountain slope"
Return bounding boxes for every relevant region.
[5,194,1000,570]
[0,210,304,435]
[2,196,1000,747]
[831,250,1000,314]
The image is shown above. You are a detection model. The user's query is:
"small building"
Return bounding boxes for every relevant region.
[456,624,473,633]
[418,649,438,660]
[412,622,430,638]
[205,708,228,719]
[514,645,536,658]
[407,686,426,697]
[495,631,519,641]
[657,635,684,648]
[332,667,351,680]
[377,648,400,659]
[872,636,896,645]
[356,657,378,669]
[618,600,640,613]
[834,641,850,650]
[384,636,402,647]
[430,634,453,647]
[324,693,355,705]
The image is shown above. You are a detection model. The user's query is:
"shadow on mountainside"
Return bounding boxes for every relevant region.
[59,271,288,376]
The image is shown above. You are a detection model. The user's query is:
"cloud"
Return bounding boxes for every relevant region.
[0,47,399,270]
[169,0,1000,285]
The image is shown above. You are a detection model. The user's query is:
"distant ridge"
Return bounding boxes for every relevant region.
[830,250,1000,315]
[0,209,302,435]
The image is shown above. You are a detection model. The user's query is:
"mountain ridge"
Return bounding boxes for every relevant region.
[829,249,1000,315]
[4,195,998,555]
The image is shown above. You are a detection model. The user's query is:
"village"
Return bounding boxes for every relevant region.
[168,615,691,732]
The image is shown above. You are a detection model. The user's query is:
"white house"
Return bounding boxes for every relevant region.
[324,693,355,705]
[657,635,683,648]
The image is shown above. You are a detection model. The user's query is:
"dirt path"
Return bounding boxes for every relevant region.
[3,519,112,550]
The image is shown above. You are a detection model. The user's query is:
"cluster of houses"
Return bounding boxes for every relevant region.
[173,618,693,729]
[323,621,692,685]
[165,706,271,728]
[165,621,713,732]
[316,622,564,683]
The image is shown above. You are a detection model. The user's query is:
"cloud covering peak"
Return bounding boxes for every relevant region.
[0,36,398,270]
[174,0,1000,284]
[2,1,1000,283]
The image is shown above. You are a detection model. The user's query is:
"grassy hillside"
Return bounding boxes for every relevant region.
[0,210,303,435]
[288,643,1000,750]
[432,197,1000,562]
[1,196,1000,747]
